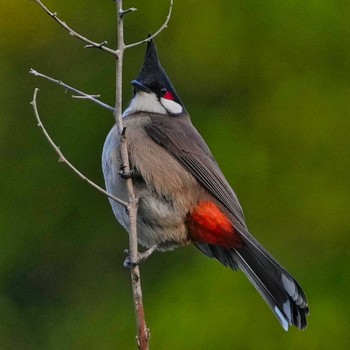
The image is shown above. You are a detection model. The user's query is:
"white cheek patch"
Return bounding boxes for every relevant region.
[160,97,183,114]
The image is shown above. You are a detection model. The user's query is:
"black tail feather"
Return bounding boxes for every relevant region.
[196,242,309,330]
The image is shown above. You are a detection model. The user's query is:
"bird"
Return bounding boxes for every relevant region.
[102,39,309,331]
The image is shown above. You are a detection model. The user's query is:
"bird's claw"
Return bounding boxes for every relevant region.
[123,244,159,269]
[123,256,138,269]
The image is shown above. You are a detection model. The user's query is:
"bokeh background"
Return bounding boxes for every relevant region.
[1,1,349,349]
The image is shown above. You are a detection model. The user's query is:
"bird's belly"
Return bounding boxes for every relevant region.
[136,192,190,250]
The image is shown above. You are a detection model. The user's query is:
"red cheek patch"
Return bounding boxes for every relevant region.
[163,91,174,100]
[187,202,242,248]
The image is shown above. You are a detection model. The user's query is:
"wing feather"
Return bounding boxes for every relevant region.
[144,117,245,225]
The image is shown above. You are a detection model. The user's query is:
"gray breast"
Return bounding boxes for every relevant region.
[102,115,205,250]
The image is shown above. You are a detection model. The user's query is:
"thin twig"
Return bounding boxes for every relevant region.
[72,94,101,99]
[115,1,150,349]
[31,0,118,55]
[30,69,114,112]
[124,0,173,49]
[120,7,137,16]
[30,88,128,208]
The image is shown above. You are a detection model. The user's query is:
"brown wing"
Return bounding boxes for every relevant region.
[144,114,246,226]
[144,114,275,255]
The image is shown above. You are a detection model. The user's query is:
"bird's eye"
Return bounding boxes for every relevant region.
[160,87,167,96]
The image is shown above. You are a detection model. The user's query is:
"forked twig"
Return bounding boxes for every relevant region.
[124,0,173,49]
[31,0,117,55]
[30,69,114,111]
[30,88,128,208]
[120,7,137,16]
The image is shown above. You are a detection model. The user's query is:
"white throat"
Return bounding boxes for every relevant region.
[123,92,167,117]
[123,92,183,117]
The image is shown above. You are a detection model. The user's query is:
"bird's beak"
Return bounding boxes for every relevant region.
[131,80,152,93]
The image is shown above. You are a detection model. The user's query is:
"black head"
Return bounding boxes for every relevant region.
[127,40,186,116]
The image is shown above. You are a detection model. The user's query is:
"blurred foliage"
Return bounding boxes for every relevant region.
[1,0,349,349]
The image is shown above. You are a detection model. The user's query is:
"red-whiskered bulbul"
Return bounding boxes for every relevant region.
[102,40,309,330]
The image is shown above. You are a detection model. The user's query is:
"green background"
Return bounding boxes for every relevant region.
[1,1,349,349]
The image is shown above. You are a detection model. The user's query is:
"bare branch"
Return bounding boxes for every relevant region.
[124,0,173,49]
[30,69,114,112]
[115,1,149,348]
[31,0,118,55]
[115,0,138,283]
[30,88,128,208]
[29,0,177,346]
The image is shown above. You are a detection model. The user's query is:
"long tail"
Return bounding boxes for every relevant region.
[196,240,309,330]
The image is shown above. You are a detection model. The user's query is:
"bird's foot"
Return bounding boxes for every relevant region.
[123,245,159,269]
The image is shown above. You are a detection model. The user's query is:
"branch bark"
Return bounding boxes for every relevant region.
[115,2,150,348]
